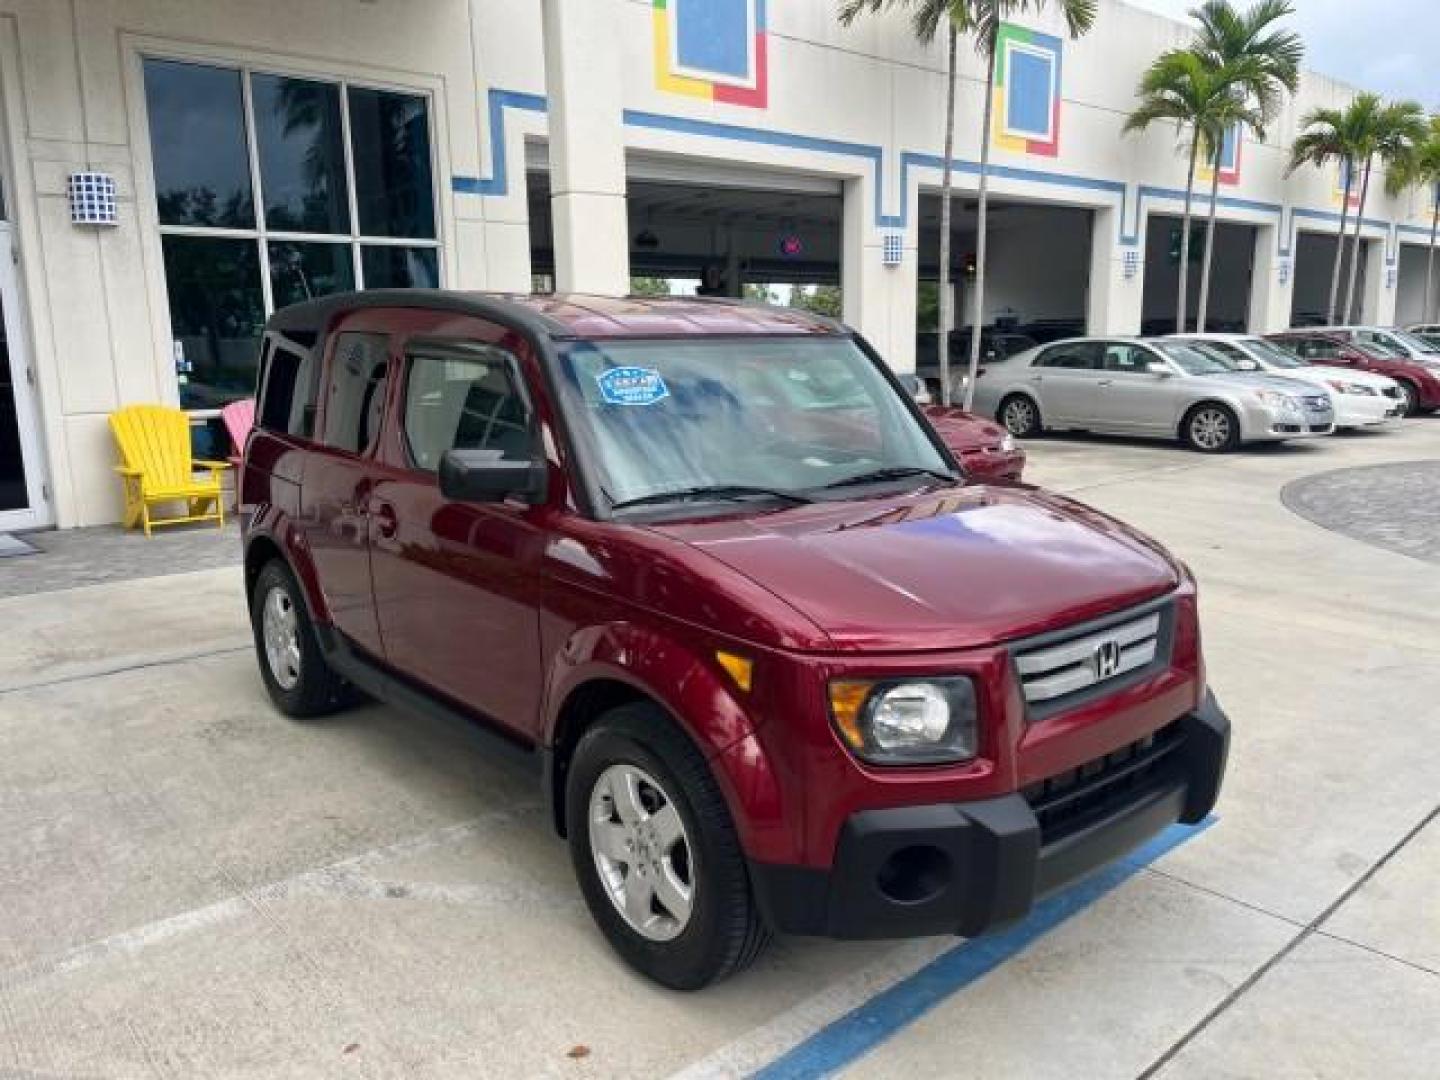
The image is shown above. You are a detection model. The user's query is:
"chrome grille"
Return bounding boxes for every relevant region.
[1014,610,1162,706]
[1303,394,1331,411]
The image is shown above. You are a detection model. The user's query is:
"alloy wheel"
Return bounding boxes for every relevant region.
[1190,408,1232,451]
[588,763,695,942]
[261,585,302,690]
[1002,397,1037,436]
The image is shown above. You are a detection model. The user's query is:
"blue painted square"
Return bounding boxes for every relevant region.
[1006,46,1054,140]
[674,0,752,81]
[1216,125,1238,171]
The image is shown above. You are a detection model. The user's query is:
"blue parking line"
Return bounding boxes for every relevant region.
[751,818,1215,1080]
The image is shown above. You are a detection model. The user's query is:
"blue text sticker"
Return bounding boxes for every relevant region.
[597,366,670,406]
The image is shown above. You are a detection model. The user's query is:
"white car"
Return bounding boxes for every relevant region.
[1171,334,1404,429]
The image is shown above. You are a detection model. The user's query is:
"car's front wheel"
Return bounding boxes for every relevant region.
[1395,380,1419,417]
[1182,403,1240,453]
[566,703,770,990]
[249,559,358,718]
[998,393,1043,438]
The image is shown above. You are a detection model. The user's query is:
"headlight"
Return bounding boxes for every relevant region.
[828,677,978,765]
[998,432,1016,453]
[1325,379,1374,396]
[1252,389,1300,411]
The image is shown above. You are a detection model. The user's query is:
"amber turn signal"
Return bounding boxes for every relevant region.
[715,650,754,692]
[828,680,873,749]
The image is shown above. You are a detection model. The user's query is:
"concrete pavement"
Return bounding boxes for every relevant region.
[1,421,1436,1078]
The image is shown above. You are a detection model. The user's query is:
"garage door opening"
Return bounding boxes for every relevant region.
[527,160,842,310]
[1396,242,1437,325]
[1141,214,1255,334]
[1290,231,1370,326]
[914,194,1093,388]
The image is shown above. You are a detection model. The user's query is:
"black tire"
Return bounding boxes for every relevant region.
[1181,402,1241,453]
[1394,380,1420,417]
[566,702,770,990]
[249,559,358,718]
[998,393,1043,438]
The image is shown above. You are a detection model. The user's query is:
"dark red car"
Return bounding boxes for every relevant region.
[1266,330,1440,415]
[922,405,1027,481]
[241,292,1227,989]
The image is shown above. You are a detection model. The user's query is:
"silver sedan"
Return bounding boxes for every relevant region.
[971,338,1335,453]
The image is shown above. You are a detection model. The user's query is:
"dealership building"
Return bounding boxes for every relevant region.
[0,0,1435,529]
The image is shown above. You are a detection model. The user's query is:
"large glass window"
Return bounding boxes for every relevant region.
[143,58,440,414]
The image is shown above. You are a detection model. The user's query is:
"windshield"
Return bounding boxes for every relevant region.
[1356,337,1407,359]
[1151,340,1229,375]
[1239,337,1306,368]
[553,337,952,510]
[1389,329,1440,354]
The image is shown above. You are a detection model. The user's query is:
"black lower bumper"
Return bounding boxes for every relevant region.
[750,691,1229,940]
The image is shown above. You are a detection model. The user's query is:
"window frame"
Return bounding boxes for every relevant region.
[398,338,539,476]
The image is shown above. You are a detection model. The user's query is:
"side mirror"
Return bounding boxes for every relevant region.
[1146,362,1174,377]
[439,449,547,505]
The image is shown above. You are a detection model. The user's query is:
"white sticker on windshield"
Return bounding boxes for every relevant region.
[597,366,670,406]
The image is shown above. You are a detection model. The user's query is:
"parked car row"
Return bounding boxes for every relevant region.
[967,326,1431,453]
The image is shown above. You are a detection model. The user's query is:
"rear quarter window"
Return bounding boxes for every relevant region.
[256,329,321,437]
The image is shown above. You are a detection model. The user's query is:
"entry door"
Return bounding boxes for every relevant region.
[0,225,51,530]
[369,337,544,737]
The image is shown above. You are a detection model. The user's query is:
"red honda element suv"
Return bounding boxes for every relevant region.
[240,292,1228,989]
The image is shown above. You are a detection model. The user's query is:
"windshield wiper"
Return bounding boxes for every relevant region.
[610,484,813,511]
[821,466,959,491]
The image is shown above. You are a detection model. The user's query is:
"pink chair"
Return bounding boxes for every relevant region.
[221,398,255,510]
[221,398,255,470]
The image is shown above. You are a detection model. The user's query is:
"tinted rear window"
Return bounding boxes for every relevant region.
[256,330,320,437]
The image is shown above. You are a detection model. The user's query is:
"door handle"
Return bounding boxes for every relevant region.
[373,501,398,540]
[1097,379,1114,387]
[1028,375,1043,384]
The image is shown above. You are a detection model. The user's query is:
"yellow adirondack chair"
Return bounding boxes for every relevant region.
[109,404,230,535]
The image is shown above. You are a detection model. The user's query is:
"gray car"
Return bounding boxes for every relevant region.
[971,337,1335,453]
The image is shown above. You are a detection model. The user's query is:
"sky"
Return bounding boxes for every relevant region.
[1125,0,1439,108]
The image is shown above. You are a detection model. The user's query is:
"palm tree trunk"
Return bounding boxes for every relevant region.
[961,33,1000,411]
[1195,147,1223,333]
[1176,128,1201,334]
[1426,185,1439,322]
[937,27,957,406]
[1344,159,1372,323]
[1327,160,1353,326]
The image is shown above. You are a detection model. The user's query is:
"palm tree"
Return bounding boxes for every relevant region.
[838,1,1097,407]
[1123,50,1262,333]
[1341,100,1427,323]
[1386,117,1440,322]
[1289,95,1378,325]
[1187,0,1302,331]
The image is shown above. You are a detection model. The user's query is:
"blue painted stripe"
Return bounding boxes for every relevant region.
[451,88,1426,262]
[751,818,1214,1080]
[451,89,547,197]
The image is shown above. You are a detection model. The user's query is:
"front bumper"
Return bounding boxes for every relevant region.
[750,692,1229,940]
[1333,394,1404,427]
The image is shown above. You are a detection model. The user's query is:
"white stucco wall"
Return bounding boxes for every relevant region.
[0,0,1433,526]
